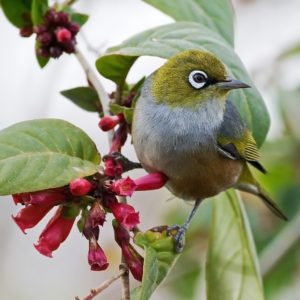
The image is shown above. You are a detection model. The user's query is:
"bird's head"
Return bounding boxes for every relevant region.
[151,49,250,108]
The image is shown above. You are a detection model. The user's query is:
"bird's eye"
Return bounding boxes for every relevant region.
[188,70,208,89]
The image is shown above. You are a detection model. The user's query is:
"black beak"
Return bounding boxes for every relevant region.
[217,77,251,90]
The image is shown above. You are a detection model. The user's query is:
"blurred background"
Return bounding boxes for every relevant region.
[0,0,300,299]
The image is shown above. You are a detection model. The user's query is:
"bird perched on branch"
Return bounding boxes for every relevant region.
[132,49,287,252]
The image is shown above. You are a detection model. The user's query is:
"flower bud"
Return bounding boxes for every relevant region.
[110,177,137,197]
[88,237,109,271]
[55,27,72,43]
[108,202,139,230]
[98,114,124,132]
[37,32,53,46]
[19,26,33,37]
[89,201,106,227]
[34,206,76,257]
[49,46,63,58]
[12,204,53,234]
[121,244,144,281]
[69,178,93,196]
[68,22,80,34]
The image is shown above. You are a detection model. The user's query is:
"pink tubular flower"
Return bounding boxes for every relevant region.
[121,244,144,281]
[69,178,93,196]
[88,237,109,271]
[34,207,76,257]
[98,113,124,132]
[12,204,54,234]
[113,220,130,247]
[134,173,168,191]
[111,177,137,197]
[111,173,167,197]
[108,202,139,230]
[104,157,123,177]
[12,189,66,206]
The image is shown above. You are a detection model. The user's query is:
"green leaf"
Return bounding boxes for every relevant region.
[60,87,101,113]
[70,12,89,26]
[36,44,50,68]
[278,43,300,60]
[96,22,269,145]
[96,55,137,87]
[132,230,180,300]
[206,190,264,300]
[110,103,134,124]
[0,119,100,195]
[31,0,48,25]
[1,0,32,28]
[143,0,234,46]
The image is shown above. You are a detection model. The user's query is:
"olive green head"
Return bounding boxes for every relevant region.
[151,49,249,108]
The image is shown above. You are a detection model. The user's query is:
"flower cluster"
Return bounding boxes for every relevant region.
[19,8,80,59]
[10,110,168,280]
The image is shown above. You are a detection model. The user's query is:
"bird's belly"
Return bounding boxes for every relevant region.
[135,138,242,200]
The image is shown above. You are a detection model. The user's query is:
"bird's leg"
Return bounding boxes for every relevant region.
[168,198,203,253]
[103,152,142,172]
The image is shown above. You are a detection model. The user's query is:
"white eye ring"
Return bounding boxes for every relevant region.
[188,70,208,89]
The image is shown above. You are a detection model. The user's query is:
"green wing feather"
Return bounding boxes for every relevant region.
[217,100,265,173]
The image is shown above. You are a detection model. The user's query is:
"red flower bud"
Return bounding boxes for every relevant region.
[98,114,124,132]
[104,157,123,177]
[20,26,33,37]
[113,220,130,246]
[56,27,72,43]
[34,207,75,257]
[12,189,66,206]
[37,32,53,46]
[12,204,53,234]
[49,46,63,58]
[69,178,93,196]
[88,237,109,271]
[108,202,139,230]
[134,172,168,191]
[37,47,50,58]
[89,201,106,227]
[111,177,137,197]
[109,123,127,154]
[68,22,80,35]
[121,244,144,281]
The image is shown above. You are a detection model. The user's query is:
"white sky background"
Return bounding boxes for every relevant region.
[0,0,300,299]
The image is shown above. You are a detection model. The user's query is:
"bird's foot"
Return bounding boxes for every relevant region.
[167,225,187,253]
[103,152,142,172]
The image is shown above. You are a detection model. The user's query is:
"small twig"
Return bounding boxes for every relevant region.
[78,269,126,300]
[120,263,130,300]
[74,47,113,143]
[79,30,105,57]
[61,0,77,7]
[259,211,300,276]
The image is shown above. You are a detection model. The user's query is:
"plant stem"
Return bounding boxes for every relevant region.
[259,211,300,276]
[62,0,77,7]
[78,269,126,300]
[120,263,130,300]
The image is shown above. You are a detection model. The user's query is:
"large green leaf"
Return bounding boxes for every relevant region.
[143,0,234,46]
[0,119,100,195]
[132,230,180,300]
[1,0,32,28]
[206,190,264,300]
[96,22,269,145]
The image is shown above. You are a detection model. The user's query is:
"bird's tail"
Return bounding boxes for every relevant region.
[237,166,288,221]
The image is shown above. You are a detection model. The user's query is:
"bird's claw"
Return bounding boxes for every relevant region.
[167,225,187,253]
[103,152,142,172]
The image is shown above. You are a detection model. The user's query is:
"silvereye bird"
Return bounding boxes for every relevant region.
[132,49,287,252]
